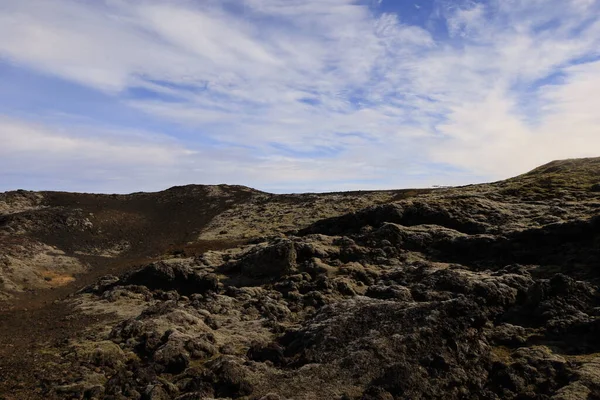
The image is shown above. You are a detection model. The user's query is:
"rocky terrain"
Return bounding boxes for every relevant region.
[1,157,600,399]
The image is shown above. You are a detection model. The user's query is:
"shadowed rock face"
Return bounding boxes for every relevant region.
[119,261,220,296]
[2,157,600,399]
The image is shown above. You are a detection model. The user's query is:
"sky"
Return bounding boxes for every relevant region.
[1,0,600,193]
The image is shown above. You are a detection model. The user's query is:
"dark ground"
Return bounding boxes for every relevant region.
[1,158,600,399]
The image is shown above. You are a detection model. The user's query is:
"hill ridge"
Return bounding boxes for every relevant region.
[1,156,600,399]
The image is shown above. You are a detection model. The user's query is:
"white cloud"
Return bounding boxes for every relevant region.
[445,2,486,38]
[0,115,431,193]
[0,116,194,181]
[0,0,599,192]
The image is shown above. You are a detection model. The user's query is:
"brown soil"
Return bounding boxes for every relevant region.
[0,238,243,399]
[0,186,261,398]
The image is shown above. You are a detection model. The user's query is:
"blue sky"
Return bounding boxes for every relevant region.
[1,0,600,193]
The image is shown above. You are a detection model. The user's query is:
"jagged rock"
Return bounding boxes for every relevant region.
[144,384,172,400]
[280,297,491,398]
[487,346,571,398]
[82,275,120,293]
[361,386,394,400]
[210,357,254,397]
[259,394,282,400]
[247,341,286,366]
[503,274,600,327]
[300,199,490,237]
[487,323,529,346]
[365,283,411,301]
[153,340,190,374]
[178,356,254,398]
[122,261,219,296]
[74,340,128,369]
[333,278,358,296]
[228,239,297,279]
[153,330,217,374]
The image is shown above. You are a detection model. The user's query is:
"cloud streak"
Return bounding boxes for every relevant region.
[0,0,599,192]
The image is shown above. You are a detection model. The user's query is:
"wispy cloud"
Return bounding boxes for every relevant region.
[0,0,599,192]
